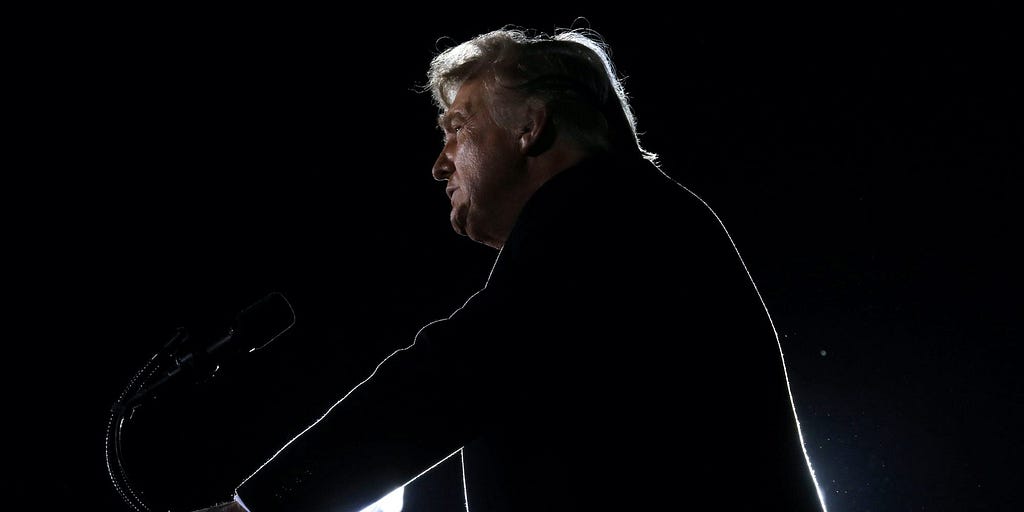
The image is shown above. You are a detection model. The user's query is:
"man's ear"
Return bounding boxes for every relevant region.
[518,102,553,156]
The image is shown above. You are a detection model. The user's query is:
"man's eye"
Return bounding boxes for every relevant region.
[453,125,463,133]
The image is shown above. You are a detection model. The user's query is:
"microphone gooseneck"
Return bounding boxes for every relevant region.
[106,292,295,511]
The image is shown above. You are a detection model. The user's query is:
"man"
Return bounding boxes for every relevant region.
[195,28,824,511]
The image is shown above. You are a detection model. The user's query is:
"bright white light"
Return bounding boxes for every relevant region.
[358,486,404,512]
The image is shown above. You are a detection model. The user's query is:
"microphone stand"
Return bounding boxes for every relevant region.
[106,327,190,512]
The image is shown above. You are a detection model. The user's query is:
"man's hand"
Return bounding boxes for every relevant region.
[190,501,245,512]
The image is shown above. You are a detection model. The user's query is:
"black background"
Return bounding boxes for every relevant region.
[7,6,1021,511]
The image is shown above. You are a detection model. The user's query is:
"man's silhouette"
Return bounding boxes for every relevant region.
[195,27,824,512]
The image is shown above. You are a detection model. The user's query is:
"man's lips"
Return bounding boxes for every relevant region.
[446,186,458,200]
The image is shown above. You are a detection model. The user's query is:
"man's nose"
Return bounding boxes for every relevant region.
[432,148,453,181]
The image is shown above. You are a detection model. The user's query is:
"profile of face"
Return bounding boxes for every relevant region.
[432,78,537,249]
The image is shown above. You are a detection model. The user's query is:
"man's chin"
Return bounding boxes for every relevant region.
[450,211,467,237]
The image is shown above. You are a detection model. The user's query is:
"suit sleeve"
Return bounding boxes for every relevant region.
[233,285,524,512]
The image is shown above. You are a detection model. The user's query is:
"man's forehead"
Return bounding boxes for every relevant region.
[451,79,488,110]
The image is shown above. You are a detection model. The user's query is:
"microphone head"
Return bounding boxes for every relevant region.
[230,292,296,353]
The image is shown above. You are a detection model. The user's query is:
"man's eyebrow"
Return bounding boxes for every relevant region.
[438,110,468,130]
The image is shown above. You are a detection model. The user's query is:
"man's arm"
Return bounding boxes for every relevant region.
[230,287,525,512]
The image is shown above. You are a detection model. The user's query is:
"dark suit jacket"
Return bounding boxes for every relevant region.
[235,153,824,511]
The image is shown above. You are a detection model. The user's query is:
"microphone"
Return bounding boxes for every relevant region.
[123,292,296,408]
